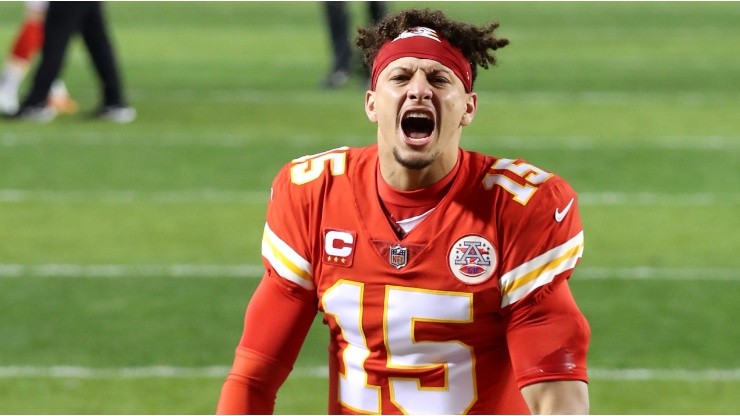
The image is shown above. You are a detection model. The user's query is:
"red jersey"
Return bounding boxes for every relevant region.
[252,145,589,414]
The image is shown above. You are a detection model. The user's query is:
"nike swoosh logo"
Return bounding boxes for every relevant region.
[554,198,575,222]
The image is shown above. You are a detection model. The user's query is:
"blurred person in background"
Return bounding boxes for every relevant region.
[11,1,135,123]
[321,1,388,89]
[0,1,77,116]
[218,8,590,415]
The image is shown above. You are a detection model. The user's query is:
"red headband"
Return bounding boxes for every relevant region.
[370,27,473,93]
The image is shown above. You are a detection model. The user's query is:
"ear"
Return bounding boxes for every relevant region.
[460,92,477,126]
[365,90,378,123]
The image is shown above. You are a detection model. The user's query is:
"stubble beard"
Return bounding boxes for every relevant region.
[393,147,438,170]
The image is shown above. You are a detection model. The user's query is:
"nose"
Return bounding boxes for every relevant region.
[406,72,432,102]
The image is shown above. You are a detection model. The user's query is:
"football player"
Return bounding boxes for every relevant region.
[0,1,77,116]
[218,8,590,415]
[10,2,135,123]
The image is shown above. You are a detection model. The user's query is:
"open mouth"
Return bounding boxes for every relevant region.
[401,111,435,140]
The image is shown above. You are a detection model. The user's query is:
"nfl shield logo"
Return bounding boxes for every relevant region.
[389,244,408,269]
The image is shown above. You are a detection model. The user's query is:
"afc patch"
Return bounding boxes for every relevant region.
[323,229,356,267]
[448,235,497,285]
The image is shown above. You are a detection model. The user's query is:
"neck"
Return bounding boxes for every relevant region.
[379,148,460,191]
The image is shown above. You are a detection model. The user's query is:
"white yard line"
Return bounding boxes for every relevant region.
[0,365,737,381]
[0,263,264,278]
[0,189,269,204]
[577,192,740,206]
[588,368,740,382]
[131,89,740,107]
[0,366,232,379]
[2,189,739,206]
[0,264,736,281]
[471,135,739,151]
[578,267,739,281]
[2,130,739,150]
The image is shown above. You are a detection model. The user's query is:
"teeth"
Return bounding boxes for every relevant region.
[404,111,431,119]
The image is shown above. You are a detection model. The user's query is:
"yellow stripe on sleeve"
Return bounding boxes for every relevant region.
[500,231,584,307]
[262,224,315,290]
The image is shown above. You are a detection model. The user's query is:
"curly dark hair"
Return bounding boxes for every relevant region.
[356,8,509,88]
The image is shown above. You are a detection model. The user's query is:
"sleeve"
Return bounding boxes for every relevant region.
[497,174,584,308]
[506,279,590,388]
[218,165,320,414]
[260,163,318,291]
[495,170,590,387]
[217,270,317,414]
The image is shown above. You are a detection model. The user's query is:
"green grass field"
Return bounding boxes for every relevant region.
[1,1,738,414]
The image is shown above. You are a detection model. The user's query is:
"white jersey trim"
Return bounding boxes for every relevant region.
[499,231,584,307]
[395,208,435,234]
[262,223,315,290]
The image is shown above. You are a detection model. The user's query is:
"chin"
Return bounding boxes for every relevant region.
[393,147,436,170]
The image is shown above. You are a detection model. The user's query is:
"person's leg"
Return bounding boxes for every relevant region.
[322,1,351,88]
[80,2,125,107]
[0,3,46,114]
[356,2,389,86]
[19,2,81,110]
[368,1,388,24]
[79,2,134,123]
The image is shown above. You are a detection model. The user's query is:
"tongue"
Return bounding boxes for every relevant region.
[408,131,429,139]
[404,134,432,148]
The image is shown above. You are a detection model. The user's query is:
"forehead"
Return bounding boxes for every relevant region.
[382,56,454,74]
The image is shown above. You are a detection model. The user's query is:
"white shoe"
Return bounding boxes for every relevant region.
[96,105,136,123]
[0,63,24,115]
[17,104,57,122]
[0,88,19,116]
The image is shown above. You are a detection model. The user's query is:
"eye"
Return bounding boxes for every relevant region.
[390,74,410,83]
[430,75,450,85]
